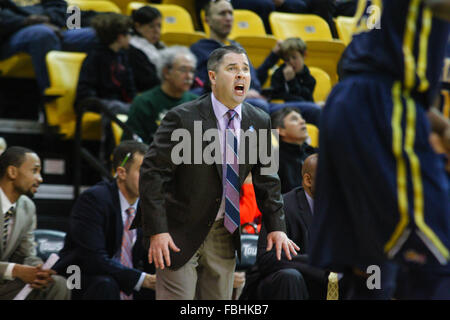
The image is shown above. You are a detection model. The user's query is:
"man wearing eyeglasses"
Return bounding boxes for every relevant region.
[122,46,199,144]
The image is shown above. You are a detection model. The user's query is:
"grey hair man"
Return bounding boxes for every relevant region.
[122,46,198,144]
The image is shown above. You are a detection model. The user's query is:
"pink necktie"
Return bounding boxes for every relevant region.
[224,110,240,233]
[120,207,135,300]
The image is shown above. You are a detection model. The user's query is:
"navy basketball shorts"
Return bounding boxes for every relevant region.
[309,73,450,272]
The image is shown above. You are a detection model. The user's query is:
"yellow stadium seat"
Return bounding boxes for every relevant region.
[201,9,274,39]
[309,66,332,103]
[335,16,357,45]
[162,0,200,30]
[44,50,129,141]
[304,40,346,85]
[44,51,101,140]
[160,32,206,47]
[229,9,268,39]
[0,53,35,78]
[269,12,333,41]
[67,0,121,13]
[112,114,128,145]
[44,50,130,195]
[109,0,133,14]
[232,36,278,68]
[126,1,146,16]
[127,2,206,46]
[149,4,196,33]
[306,123,319,148]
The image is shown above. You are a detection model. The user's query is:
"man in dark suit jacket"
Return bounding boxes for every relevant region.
[133,45,299,300]
[241,153,330,300]
[54,141,155,300]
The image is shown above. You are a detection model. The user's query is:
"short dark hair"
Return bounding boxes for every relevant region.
[204,0,232,18]
[0,146,35,178]
[207,45,247,72]
[270,107,302,129]
[132,5,161,25]
[112,140,148,171]
[91,13,132,46]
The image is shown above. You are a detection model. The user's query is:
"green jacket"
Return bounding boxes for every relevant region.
[123,86,197,144]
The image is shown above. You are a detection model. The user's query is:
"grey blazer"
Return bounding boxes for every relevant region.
[133,93,286,270]
[0,195,42,280]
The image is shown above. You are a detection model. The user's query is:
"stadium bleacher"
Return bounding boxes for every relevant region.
[0,0,351,232]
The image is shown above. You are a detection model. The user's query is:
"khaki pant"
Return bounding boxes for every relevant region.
[156,220,236,300]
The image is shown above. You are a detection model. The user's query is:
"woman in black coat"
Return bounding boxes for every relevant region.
[128,6,165,92]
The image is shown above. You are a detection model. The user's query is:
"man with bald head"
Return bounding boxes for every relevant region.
[242,153,329,300]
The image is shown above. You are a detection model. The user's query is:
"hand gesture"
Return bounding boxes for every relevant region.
[143,273,156,290]
[266,231,300,260]
[31,265,56,290]
[282,64,296,82]
[12,264,56,289]
[272,40,283,55]
[148,233,180,269]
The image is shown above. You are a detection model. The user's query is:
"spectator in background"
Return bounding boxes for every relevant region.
[0,146,70,300]
[0,0,96,96]
[122,46,198,144]
[271,38,316,103]
[271,107,316,193]
[191,0,321,125]
[241,153,329,300]
[272,0,358,38]
[76,13,136,115]
[53,141,156,300]
[75,13,137,167]
[195,0,357,37]
[190,0,276,113]
[129,6,165,93]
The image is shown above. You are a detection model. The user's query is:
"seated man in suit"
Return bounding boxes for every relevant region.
[241,153,329,299]
[0,146,70,300]
[272,107,317,194]
[54,140,156,300]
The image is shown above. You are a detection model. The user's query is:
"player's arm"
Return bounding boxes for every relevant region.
[427,106,450,152]
[425,0,450,21]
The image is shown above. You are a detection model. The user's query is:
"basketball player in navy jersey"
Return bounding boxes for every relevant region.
[309,0,450,299]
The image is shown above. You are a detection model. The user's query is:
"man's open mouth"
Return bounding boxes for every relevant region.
[234,84,245,94]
